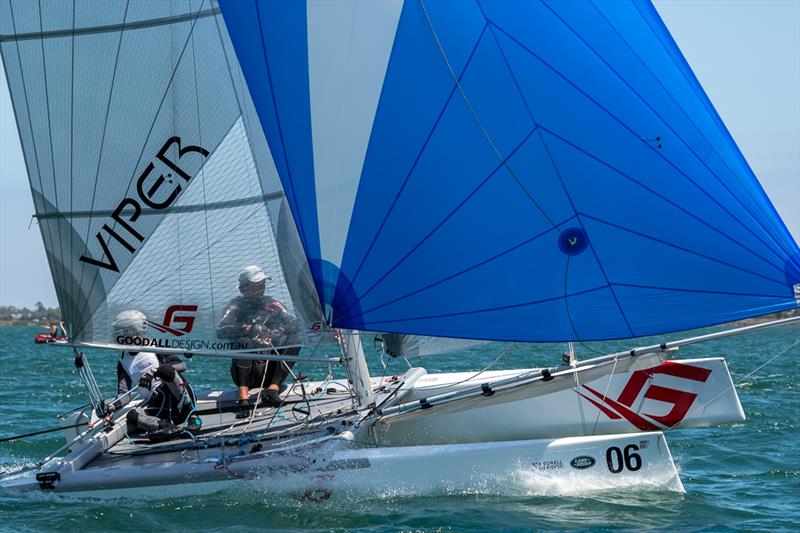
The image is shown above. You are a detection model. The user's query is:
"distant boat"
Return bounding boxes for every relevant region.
[0,0,797,498]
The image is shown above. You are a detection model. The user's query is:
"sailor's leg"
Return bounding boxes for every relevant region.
[126,406,165,433]
[231,359,251,401]
[267,346,300,388]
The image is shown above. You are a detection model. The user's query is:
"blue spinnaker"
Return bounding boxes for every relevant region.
[220,0,800,342]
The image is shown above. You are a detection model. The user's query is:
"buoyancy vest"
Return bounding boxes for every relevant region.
[119,351,161,402]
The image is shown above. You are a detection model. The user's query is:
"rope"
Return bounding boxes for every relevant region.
[418,0,558,230]
[589,355,619,436]
[410,342,517,391]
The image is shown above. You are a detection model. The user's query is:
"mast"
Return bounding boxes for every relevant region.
[338,330,375,407]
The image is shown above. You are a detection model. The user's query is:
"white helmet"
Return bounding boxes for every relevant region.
[112,310,148,335]
[239,265,269,285]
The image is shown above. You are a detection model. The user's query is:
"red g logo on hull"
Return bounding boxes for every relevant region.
[577,362,712,430]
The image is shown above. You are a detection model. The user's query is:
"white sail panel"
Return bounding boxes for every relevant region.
[0,0,323,346]
[307,0,404,268]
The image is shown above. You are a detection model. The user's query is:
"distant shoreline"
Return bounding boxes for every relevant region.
[0,320,58,326]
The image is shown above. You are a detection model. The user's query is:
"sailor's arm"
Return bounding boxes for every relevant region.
[217,302,250,339]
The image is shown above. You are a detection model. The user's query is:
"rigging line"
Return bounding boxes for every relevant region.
[483,3,634,337]
[333,126,540,323]
[537,123,787,277]
[331,21,491,316]
[5,2,62,327]
[551,1,786,258]
[419,0,559,230]
[37,0,66,305]
[73,1,210,333]
[68,0,76,336]
[664,333,800,435]
[76,0,130,322]
[411,342,517,391]
[563,253,610,356]
[479,1,635,335]
[489,19,790,273]
[573,363,588,436]
[537,136,635,336]
[337,215,574,324]
[580,212,791,289]
[589,354,619,436]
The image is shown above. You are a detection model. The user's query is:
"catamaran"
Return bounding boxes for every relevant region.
[0,0,797,499]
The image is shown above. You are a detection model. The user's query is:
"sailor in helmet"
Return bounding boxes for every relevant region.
[217,265,301,417]
[104,310,199,441]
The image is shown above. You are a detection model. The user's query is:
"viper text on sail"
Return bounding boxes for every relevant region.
[79,137,208,272]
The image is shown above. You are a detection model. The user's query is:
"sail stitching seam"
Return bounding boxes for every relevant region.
[536,123,787,278]
[251,1,314,268]
[549,1,789,271]
[488,20,788,276]
[420,3,558,230]
[6,1,62,331]
[75,1,208,335]
[480,1,634,337]
[329,21,490,316]
[610,282,789,300]
[419,0,633,337]
[629,0,795,256]
[335,125,539,323]
[341,215,576,322]
[580,212,789,288]
[74,0,131,332]
[353,285,610,330]
[37,0,67,313]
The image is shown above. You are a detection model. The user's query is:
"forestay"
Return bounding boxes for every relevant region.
[220,0,800,342]
[0,0,322,347]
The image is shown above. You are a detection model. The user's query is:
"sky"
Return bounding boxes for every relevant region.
[1,0,799,309]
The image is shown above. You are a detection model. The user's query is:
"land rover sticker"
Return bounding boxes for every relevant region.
[570,455,596,469]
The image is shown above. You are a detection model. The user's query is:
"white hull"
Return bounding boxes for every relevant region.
[1,357,739,499]
[1,431,682,499]
[376,357,744,445]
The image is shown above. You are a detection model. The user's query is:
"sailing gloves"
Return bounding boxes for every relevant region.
[137,364,177,390]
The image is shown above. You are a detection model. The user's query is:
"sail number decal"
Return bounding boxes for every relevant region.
[606,444,642,473]
[79,137,209,272]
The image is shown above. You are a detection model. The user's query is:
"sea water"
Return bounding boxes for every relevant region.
[0,325,797,532]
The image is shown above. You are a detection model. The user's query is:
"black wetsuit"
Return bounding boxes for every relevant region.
[113,352,196,439]
[217,295,302,389]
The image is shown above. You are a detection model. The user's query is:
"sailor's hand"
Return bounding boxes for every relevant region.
[100,399,115,417]
[138,369,156,390]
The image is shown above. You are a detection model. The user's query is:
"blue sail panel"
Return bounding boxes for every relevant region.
[220,0,800,342]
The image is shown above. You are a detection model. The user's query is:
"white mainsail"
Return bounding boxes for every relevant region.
[0,0,322,348]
